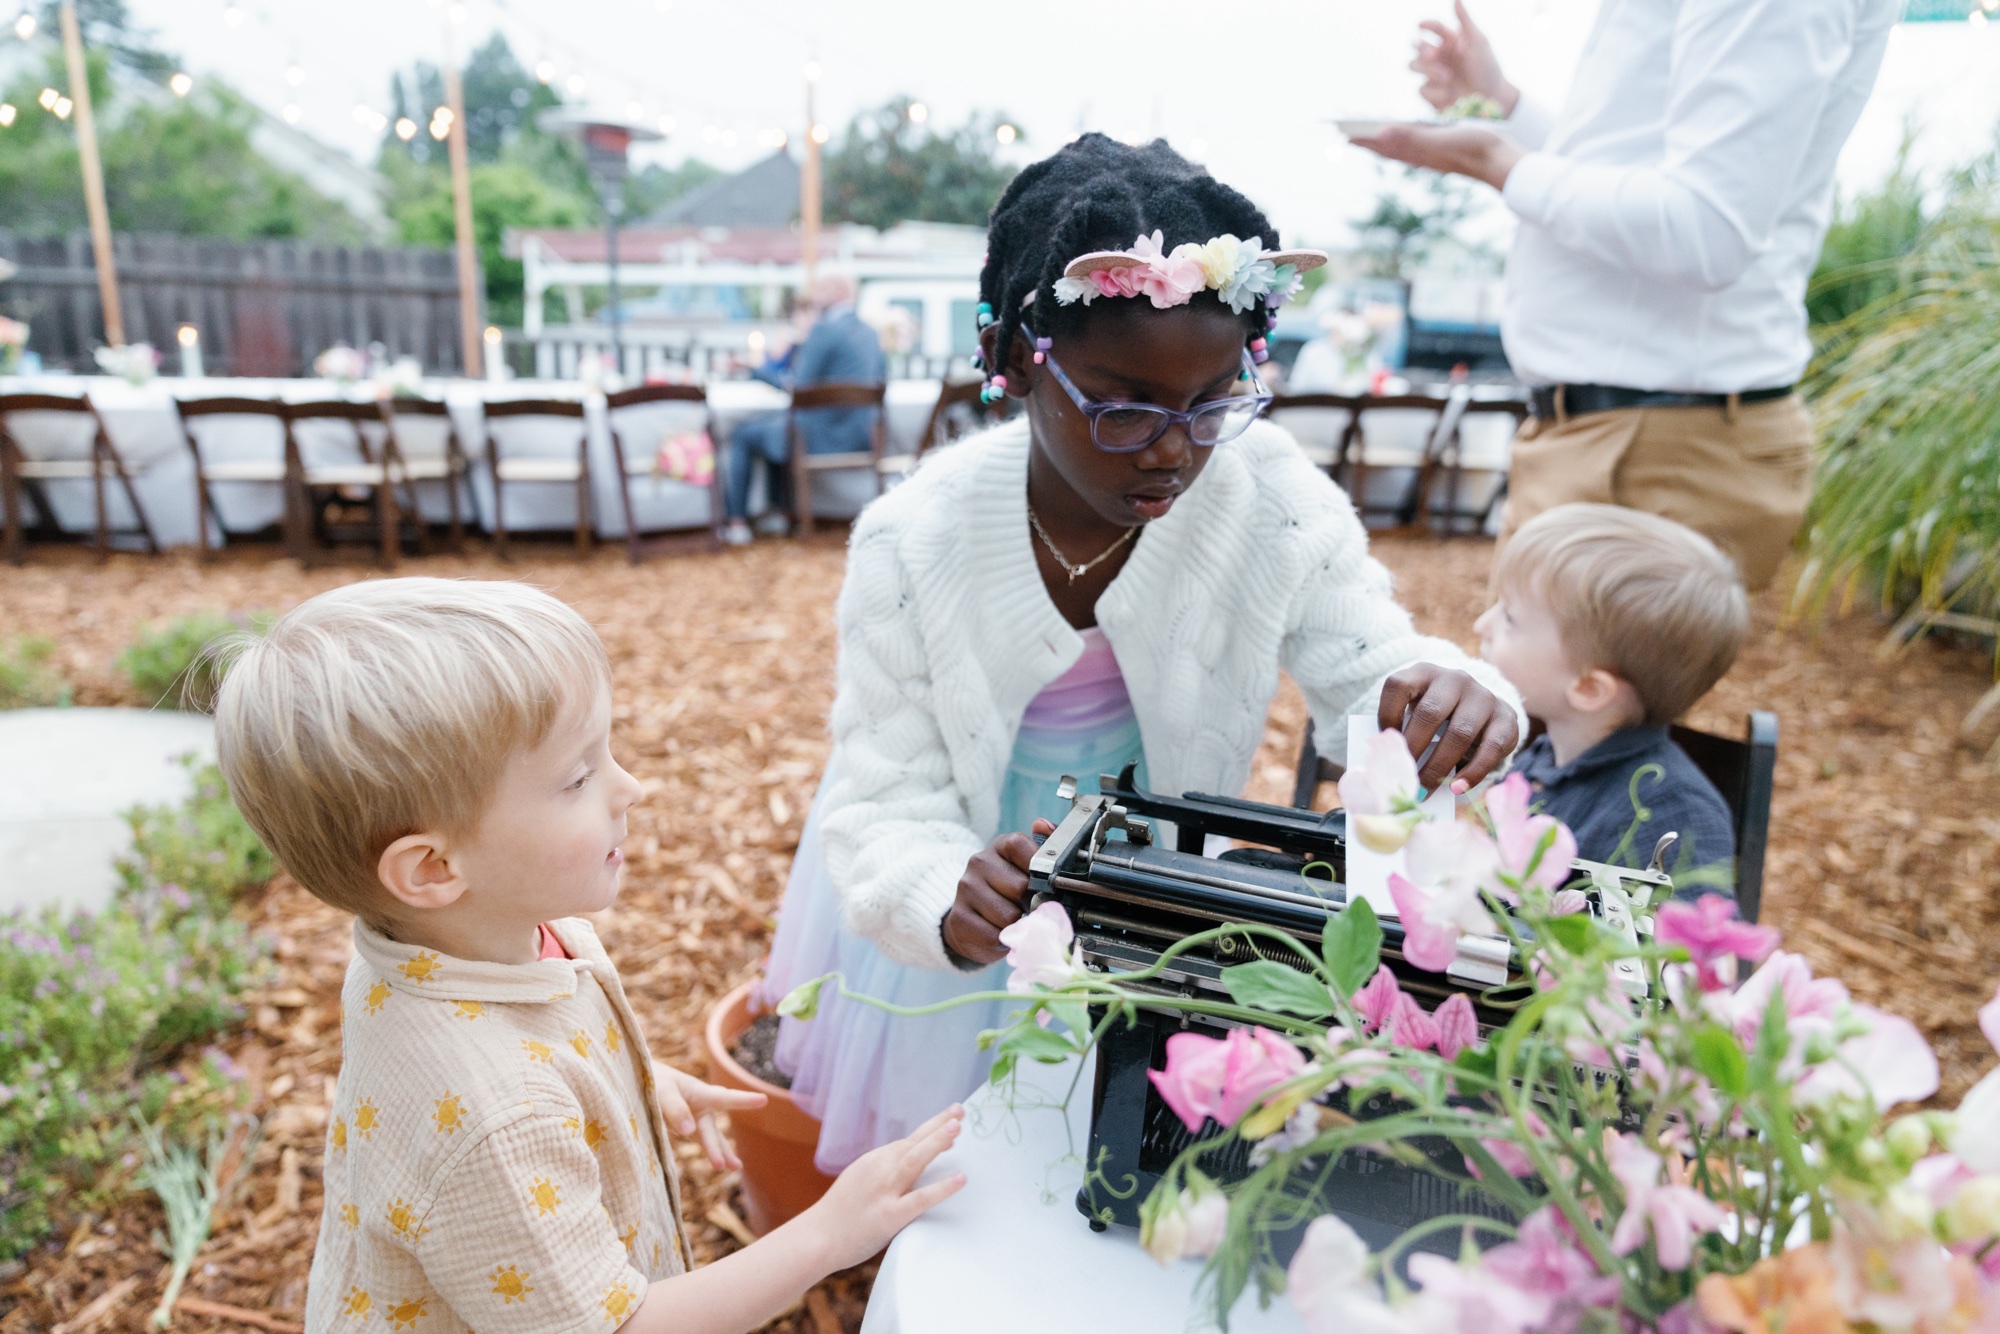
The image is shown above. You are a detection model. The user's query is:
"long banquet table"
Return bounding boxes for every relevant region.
[0,375,943,549]
[860,1049,1304,1334]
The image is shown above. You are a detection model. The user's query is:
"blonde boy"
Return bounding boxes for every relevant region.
[1475,504,1749,882]
[216,579,963,1334]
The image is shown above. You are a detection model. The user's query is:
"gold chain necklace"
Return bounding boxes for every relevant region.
[1027,503,1137,585]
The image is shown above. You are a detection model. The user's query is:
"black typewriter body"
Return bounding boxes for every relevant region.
[1025,767,1665,1256]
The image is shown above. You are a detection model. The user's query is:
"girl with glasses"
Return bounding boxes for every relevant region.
[758,135,1524,1174]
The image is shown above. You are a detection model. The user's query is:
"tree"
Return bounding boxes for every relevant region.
[625,159,726,220]
[824,97,1019,229]
[382,154,590,327]
[1353,168,1481,279]
[0,50,362,240]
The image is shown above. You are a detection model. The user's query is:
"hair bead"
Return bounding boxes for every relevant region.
[1249,337,1267,351]
[1032,336,1052,365]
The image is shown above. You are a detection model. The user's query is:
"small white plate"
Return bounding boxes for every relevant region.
[1331,118,1398,138]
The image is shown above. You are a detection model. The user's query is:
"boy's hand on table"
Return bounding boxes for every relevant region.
[653,1061,766,1172]
[1378,664,1520,791]
[800,1104,967,1271]
[941,818,1059,966]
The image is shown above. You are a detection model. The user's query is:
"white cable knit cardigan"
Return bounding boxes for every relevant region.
[819,415,1522,971]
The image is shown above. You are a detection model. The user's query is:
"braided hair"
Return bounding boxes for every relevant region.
[979,134,1281,382]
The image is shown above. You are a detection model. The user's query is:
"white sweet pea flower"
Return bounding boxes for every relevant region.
[998,901,1087,994]
[1338,729,1424,854]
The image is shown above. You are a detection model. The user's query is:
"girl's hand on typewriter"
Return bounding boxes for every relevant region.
[1378,664,1521,790]
[942,818,1059,965]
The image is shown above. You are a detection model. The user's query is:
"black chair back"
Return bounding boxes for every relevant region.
[1669,712,1778,922]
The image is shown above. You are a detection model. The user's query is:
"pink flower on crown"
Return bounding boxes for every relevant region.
[1127,231,1207,309]
[1089,266,1146,301]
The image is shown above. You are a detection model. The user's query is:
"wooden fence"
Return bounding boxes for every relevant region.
[0,231,473,377]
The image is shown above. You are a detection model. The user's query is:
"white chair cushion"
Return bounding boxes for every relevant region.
[17,460,103,480]
[495,458,583,482]
[302,465,391,486]
[200,461,289,482]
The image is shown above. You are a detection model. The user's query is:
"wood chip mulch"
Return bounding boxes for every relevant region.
[2,527,1995,1334]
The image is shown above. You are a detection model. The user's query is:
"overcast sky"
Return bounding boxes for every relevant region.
[117,0,2000,246]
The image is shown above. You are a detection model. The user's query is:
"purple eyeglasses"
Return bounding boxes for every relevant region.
[1030,331,1274,453]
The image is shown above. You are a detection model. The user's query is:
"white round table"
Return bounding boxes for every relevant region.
[861,1049,1305,1334]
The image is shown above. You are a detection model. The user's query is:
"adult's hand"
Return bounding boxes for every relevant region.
[1412,1,1519,115]
[1350,123,1524,192]
[1377,664,1520,791]
[940,818,1058,966]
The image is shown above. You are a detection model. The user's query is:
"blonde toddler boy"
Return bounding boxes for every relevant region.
[1475,504,1749,885]
[215,578,964,1334]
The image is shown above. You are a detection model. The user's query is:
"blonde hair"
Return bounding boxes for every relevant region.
[1495,504,1749,726]
[213,578,610,920]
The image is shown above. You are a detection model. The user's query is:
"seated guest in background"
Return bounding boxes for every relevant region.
[1476,503,1747,889]
[724,273,885,546]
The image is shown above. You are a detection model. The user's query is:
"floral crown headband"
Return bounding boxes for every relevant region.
[1051,231,1328,316]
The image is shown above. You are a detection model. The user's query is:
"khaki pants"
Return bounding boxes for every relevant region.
[1495,394,1815,592]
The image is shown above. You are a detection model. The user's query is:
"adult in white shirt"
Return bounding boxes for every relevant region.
[1353,0,1898,590]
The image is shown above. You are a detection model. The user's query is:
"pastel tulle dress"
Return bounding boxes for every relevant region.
[762,626,1147,1173]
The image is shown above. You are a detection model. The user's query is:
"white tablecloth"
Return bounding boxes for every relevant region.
[0,375,941,548]
[861,1049,1304,1334]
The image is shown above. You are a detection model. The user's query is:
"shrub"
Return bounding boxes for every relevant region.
[0,763,272,1259]
[117,757,275,913]
[116,610,271,712]
[0,637,70,710]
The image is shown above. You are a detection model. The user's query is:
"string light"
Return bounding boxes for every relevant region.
[353,104,387,131]
[809,123,829,145]
[908,101,928,124]
[803,60,822,83]
[564,73,586,97]
[52,95,71,119]
[169,71,193,96]
[284,64,305,87]
[12,11,33,38]
[395,116,418,141]
[995,123,1017,145]
[534,59,556,84]
[222,4,243,26]
[0,104,15,128]
[625,99,644,120]
[283,103,301,124]
[656,113,675,135]
[37,86,57,109]
[447,2,467,22]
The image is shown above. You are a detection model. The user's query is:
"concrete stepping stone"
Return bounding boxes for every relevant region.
[0,708,216,917]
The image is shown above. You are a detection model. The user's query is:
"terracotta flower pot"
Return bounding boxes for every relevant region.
[703,980,836,1235]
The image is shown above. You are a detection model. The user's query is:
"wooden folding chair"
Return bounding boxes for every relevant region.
[1,392,161,562]
[1423,394,1528,537]
[604,383,722,563]
[483,397,591,558]
[1265,392,1364,474]
[1335,394,1452,527]
[382,397,470,551]
[786,382,886,537]
[284,400,420,566]
[175,396,301,560]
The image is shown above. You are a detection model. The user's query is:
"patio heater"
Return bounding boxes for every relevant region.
[538,111,663,380]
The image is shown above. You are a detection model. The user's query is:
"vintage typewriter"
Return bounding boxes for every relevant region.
[1026,765,1665,1253]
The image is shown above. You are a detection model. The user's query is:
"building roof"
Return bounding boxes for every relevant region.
[650,149,800,227]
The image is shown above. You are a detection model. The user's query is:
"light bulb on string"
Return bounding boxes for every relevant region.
[282,103,301,124]
[565,74,586,97]
[907,101,927,124]
[534,59,556,84]
[37,86,57,109]
[12,11,34,38]
[626,99,645,121]
[803,60,822,83]
[395,116,418,141]
[285,64,305,88]
[657,113,675,135]
[809,123,829,145]
[169,71,193,96]
[52,95,71,118]
[995,123,1017,145]
[223,4,243,27]
[721,128,738,147]
[447,2,467,22]
[0,104,16,128]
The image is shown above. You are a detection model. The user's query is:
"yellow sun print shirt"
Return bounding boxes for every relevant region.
[304,918,689,1333]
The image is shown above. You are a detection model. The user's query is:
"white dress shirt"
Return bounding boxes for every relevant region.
[1497,0,1899,393]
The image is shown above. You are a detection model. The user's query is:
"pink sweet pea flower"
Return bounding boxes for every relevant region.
[1354,965,1403,1034]
[1390,871,1494,975]
[1407,1252,1553,1334]
[1485,772,1578,892]
[1148,1026,1307,1132]
[1407,816,1505,903]
[1795,1004,1939,1111]
[1434,992,1480,1060]
[1389,993,1440,1051]
[999,901,1085,994]
[1339,728,1425,854]
[1724,950,1849,1047]
[1830,1198,1972,1333]
[1289,1215,1403,1334]
[1483,1208,1623,1334]
[1608,1133,1728,1271]
[1655,894,1779,992]
[1469,1110,1549,1180]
